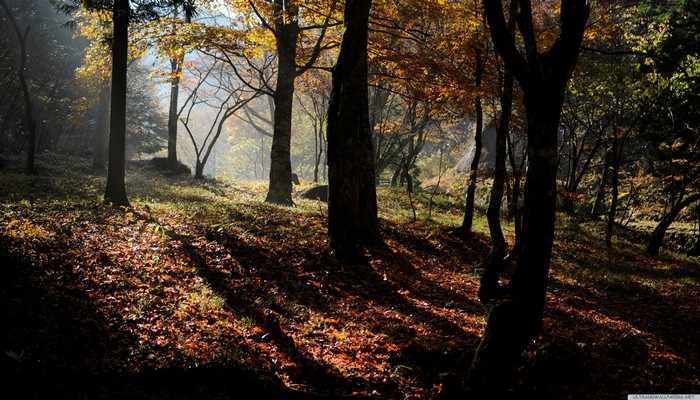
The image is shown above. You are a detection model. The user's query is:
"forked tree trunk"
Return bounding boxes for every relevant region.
[466,1,590,396]
[103,0,130,208]
[326,0,382,260]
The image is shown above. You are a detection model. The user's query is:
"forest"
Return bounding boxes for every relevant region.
[0,0,698,399]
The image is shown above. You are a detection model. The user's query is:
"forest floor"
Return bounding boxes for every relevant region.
[1,154,698,399]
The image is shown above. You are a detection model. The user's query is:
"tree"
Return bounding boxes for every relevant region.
[637,0,700,254]
[166,2,194,171]
[466,0,590,395]
[461,46,486,234]
[55,0,188,208]
[485,0,518,254]
[0,0,37,175]
[102,0,130,207]
[326,0,382,260]
[235,0,340,205]
[178,58,260,179]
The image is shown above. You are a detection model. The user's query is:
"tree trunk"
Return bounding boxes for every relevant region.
[327,0,382,261]
[0,0,37,175]
[265,4,299,206]
[486,66,512,250]
[486,0,516,249]
[93,84,110,170]
[195,159,204,180]
[167,57,182,170]
[605,128,620,248]
[466,1,590,396]
[167,5,191,171]
[103,0,130,208]
[462,48,485,234]
[646,193,700,255]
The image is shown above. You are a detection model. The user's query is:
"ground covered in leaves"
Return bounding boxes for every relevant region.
[1,155,698,399]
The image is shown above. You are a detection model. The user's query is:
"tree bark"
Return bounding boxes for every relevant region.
[462,48,485,234]
[104,0,130,208]
[167,57,182,170]
[265,1,299,205]
[466,0,590,396]
[326,0,382,261]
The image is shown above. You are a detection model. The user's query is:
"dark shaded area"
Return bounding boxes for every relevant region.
[300,185,328,202]
[149,157,193,176]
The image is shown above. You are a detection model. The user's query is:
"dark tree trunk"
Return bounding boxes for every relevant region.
[265,3,299,206]
[195,159,204,180]
[466,1,590,396]
[485,0,516,250]
[646,193,700,255]
[93,84,110,170]
[462,48,485,234]
[104,0,130,208]
[167,57,182,170]
[506,132,524,248]
[326,0,382,261]
[486,67,512,250]
[0,0,37,175]
[605,128,620,248]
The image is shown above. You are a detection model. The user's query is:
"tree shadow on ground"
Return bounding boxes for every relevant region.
[191,212,486,397]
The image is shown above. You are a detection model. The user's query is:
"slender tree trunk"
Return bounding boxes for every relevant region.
[167,57,182,169]
[462,48,485,234]
[327,0,382,261]
[486,0,516,250]
[167,5,191,171]
[314,126,321,183]
[486,66,513,250]
[0,0,36,175]
[93,84,110,170]
[605,128,620,248]
[104,0,130,208]
[265,7,299,206]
